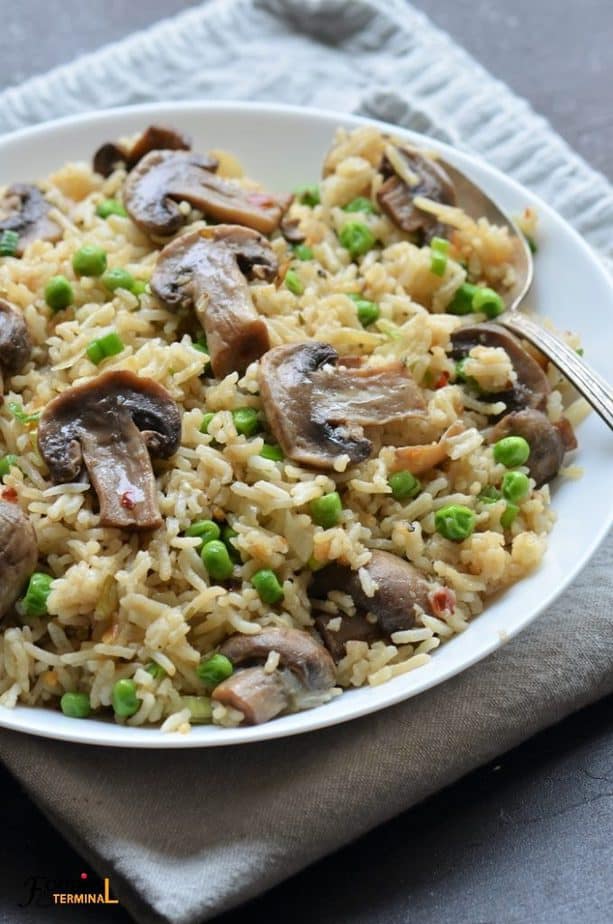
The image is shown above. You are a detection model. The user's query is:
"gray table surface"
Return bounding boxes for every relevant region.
[0,2,612,923]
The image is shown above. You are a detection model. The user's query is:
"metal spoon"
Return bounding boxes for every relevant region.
[440,159,613,430]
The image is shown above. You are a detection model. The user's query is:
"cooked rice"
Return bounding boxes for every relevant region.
[0,124,579,731]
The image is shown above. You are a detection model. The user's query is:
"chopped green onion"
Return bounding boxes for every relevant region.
[293,244,314,261]
[285,269,304,295]
[472,286,504,319]
[310,491,342,529]
[251,568,284,604]
[86,330,124,365]
[430,236,450,254]
[200,412,215,434]
[347,293,380,327]
[96,199,128,219]
[0,454,18,477]
[45,275,74,312]
[448,282,479,315]
[524,233,538,254]
[260,443,284,461]
[500,502,519,528]
[576,347,584,357]
[294,184,320,207]
[193,336,208,354]
[145,661,166,680]
[8,401,40,424]
[197,653,234,687]
[186,519,220,545]
[232,407,260,437]
[454,358,468,382]
[339,222,376,259]
[131,279,148,296]
[430,251,448,277]
[181,695,213,723]
[343,196,377,214]
[0,229,20,257]
[60,692,91,719]
[22,572,53,618]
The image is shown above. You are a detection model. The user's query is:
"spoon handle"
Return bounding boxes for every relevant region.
[501,312,613,430]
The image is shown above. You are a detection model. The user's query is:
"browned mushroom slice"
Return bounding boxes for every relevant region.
[489,408,577,487]
[279,214,306,245]
[0,499,38,620]
[258,342,428,470]
[37,371,181,530]
[310,550,434,637]
[314,611,381,662]
[150,226,275,377]
[451,322,550,412]
[0,184,61,256]
[219,626,336,691]
[377,146,456,241]
[0,299,32,392]
[123,149,288,237]
[93,124,192,177]
[212,666,290,725]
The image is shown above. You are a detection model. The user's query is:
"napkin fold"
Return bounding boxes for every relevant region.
[0,2,611,922]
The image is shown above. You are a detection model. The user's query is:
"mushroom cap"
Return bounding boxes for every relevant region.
[450,322,550,413]
[123,149,288,237]
[310,550,434,637]
[0,499,38,620]
[219,626,336,692]
[0,299,32,377]
[489,408,577,487]
[93,124,192,177]
[376,146,456,240]
[151,226,274,378]
[0,184,61,256]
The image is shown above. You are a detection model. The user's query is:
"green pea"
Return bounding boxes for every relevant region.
[293,244,314,261]
[186,519,220,545]
[294,184,320,207]
[131,279,148,296]
[111,679,140,718]
[285,268,304,295]
[434,504,476,541]
[232,407,260,437]
[347,293,380,327]
[500,502,519,528]
[0,454,18,478]
[478,486,502,504]
[251,568,284,604]
[181,695,212,723]
[60,692,91,719]
[473,286,504,319]
[22,572,53,618]
[343,196,377,214]
[202,539,234,581]
[44,275,74,312]
[260,443,284,461]
[96,199,127,219]
[200,412,215,434]
[102,267,135,293]
[72,245,107,277]
[339,221,376,259]
[310,491,342,529]
[493,436,530,467]
[145,661,166,680]
[502,471,530,503]
[388,470,422,501]
[197,653,234,687]
[448,282,478,315]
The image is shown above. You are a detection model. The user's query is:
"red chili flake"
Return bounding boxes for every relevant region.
[120,491,136,510]
[434,371,450,389]
[1,486,17,502]
[430,587,456,617]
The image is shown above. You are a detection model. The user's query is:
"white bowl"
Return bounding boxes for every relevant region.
[0,101,611,748]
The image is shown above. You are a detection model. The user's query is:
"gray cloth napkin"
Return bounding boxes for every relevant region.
[0,2,611,922]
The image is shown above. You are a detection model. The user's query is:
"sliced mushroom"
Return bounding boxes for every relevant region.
[151,225,275,377]
[0,299,32,392]
[123,149,288,237]
[489,408,577,487]
[310,550,433,638]
[0,499,38,619]
[0,184,61,255]
[258,342,428,470]
[37,371,181,530]
[280,214,306,245]
[219,626,336,691]
[377,145,456,241]
[92,124,192,177]
[314,611,381,662]
[212,666,291,725]
[451,322,550,412]
[389,421,464,475]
